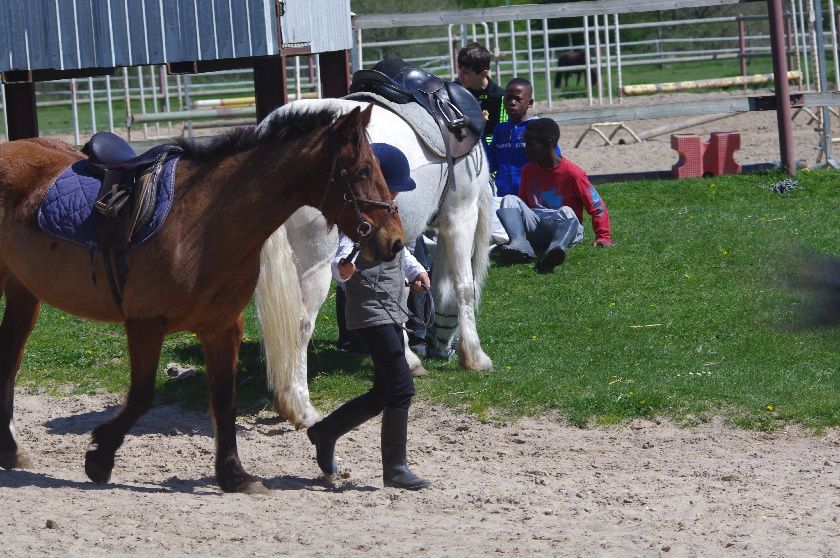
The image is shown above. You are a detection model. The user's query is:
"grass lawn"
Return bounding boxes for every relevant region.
[11,168,840,430]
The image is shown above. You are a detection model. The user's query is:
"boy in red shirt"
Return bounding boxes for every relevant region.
[496,118,611,272]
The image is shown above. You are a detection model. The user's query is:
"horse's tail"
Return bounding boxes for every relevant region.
[255,226,303,403]
[471,144,492,306]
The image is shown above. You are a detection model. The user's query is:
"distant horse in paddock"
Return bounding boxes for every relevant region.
[255,99,493,428]
[554,50,598,90]
[0,104,404,494]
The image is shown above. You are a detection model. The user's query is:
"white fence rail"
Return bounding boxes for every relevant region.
[0,61,320,143]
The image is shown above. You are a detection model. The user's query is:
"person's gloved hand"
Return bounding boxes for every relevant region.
[410,272,431,293]
[338,259,356,280]
[593,240,611,248]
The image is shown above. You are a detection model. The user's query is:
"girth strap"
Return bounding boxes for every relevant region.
[427,92,457,225]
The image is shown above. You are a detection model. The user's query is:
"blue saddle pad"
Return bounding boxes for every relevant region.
[37,158,178,252]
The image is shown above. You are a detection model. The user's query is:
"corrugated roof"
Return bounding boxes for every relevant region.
[0,0,353,73]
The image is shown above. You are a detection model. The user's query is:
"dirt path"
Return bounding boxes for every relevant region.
[1,394,837,557]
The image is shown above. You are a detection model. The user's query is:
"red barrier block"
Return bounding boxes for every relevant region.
[671,134,705,179]
[671,132,742,179]
[704,132,741,176]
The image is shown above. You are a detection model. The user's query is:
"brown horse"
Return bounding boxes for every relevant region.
[0,104,404,494]
[554,50,598,90]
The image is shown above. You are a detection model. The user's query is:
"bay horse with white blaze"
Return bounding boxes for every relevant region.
[0,105,403,494]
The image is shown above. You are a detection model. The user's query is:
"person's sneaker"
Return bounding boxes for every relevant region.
[409,343,427,358]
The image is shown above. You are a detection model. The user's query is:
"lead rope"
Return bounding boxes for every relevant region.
[353,269,436,337]
[341,250,435,336]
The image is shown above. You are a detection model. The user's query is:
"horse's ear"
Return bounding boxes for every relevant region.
[359,104,373,127]
[332,106,364,144]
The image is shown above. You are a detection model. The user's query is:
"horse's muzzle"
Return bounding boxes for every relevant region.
[390,238,404,259]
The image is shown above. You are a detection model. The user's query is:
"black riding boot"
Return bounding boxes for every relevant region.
[381,407,432,490]
[496,208,535,263]
[536,217,578,273]
[307,396,375,476]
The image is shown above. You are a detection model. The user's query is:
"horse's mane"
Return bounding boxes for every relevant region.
[174,104,341,161]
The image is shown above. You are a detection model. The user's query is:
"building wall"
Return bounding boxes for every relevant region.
[0,0,353,73]
[281,0,353,53]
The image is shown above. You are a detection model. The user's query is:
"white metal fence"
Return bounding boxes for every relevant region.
[354,9,833,109]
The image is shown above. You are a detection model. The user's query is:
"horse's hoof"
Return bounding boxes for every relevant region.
[459,350,493,372]
[241,480,270,495]
[296,406,321,429]
[218,467,270,494]
[0,449,33,470]
[276,396,321,429]
[84,450,113,483]
[410,364,429,377]
[221,477,269,495]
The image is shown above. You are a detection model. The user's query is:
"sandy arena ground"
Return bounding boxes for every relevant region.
[2,91,837,557]
[1,394,838,557]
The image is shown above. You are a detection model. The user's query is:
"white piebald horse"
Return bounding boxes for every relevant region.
[255,99,493,428]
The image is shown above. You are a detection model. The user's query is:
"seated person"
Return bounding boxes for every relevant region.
[496,118,612,273]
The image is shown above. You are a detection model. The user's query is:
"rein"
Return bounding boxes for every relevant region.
[354,268,436,337]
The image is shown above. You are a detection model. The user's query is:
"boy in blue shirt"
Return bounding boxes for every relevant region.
[488,78,564,248]
[488,78,538,197]
[488,78,562,198]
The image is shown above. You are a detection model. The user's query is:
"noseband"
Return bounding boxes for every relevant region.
[319,126,398,245]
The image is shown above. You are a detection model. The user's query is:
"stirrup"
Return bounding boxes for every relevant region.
[95,186,130,218]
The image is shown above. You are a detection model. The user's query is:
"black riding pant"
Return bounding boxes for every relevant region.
[354,324,415,412]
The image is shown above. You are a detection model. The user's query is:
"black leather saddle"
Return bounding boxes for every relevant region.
[81,132,182,252]
[79,132,183,307]
[349,64,484,160]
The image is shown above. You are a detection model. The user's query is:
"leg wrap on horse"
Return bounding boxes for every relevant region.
[428,311,458,360]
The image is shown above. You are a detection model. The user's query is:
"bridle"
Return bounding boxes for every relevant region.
[319,125,398,259]
[319,125,434,335]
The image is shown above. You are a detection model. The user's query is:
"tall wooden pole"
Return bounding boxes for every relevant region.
[768,0,796,174]
[253,55,289,123]
[3,83,38,140]
[319,50,351,98]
